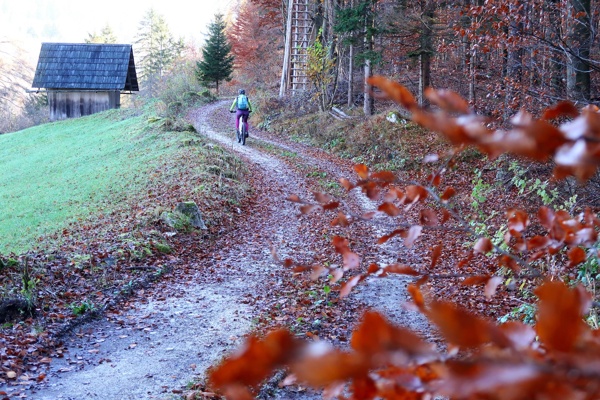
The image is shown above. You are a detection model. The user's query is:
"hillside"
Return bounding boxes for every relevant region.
[0,108,247,255]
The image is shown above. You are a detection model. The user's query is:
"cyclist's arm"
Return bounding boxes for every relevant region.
[247,99,254,112]
[229,98,237,112]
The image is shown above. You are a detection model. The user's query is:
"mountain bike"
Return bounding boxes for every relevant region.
[236,115,248,145]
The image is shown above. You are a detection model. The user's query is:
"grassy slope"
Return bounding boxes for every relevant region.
[0,109,214,254]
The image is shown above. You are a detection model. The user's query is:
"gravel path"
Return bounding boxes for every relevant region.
[19,101,431,399]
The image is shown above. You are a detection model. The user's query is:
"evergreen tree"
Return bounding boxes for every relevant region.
[85,24,118,44]
[196,14,234,94]
[135,8,184,85]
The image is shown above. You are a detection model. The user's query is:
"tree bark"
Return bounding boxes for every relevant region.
[546,0,565,100]
[363,0,375,116]
[418,1,435,107]
[279,0,294,97]
[504,1,524,119]
[566,0,591,103]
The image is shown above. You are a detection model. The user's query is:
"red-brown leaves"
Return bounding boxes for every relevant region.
[340,275,363,298]
[368,76,600,182]
[404,225,423,248]
[440,187,456,202]
[351,311,435,361]
[507,208,529,237]
[473,237,493,254]
[333,236,360,271]
[543,101,580,120]
[405,185,428,205]
[419,209,438,226]
[370,170,396,183]
[366,76,418,110]
[426,301,508,349]
[382,263,420,276]
[424,87,469,114]
[567,247,586,268]
[430,244,443,268]
[535,280,592,352]
[377,229,405,245]
[354,163,370,179]
[330,212,349,227]
[378,202,401,216]
[209,329,301,389]
[293,349,369,388]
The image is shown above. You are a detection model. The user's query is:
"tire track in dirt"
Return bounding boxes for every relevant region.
[23,101,324,399]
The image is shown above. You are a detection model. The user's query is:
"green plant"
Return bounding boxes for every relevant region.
[69,300,96,316]
[153,241,172,254]
[498,302,537,325]
[19,258,39,308]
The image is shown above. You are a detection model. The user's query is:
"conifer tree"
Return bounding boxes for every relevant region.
[196,14,234,94]
[135,8,184,85]
[85,24,118,44]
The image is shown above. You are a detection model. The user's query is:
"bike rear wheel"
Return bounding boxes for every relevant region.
[240,122,247,145]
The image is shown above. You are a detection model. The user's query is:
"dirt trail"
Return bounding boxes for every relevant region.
[20,101,430,399]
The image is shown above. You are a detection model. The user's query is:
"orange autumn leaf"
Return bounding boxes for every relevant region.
[340,275,362,298]
[351,311,435,359]
[354,164,370,179]
[426,301,508,349]
[419,209,438,226]
[377,229,406,244]
[378,202,401,217]
[431,244,443,268]
[370,170,397,183]
[209,330,301,388]
[367,76,418,110]
[542,100,579,120]
[292,347,369,387]
[441,187,456,202]
[461,275,491,286]
[383,263,420,276]
[567,247,586,268]
[313,192,333,204]
[535,280,592,352]
[424,87,469,114]
[473,237,493,254]
[404,225,423,248]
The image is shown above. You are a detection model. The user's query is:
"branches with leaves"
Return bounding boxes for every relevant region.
[205,76,600,399]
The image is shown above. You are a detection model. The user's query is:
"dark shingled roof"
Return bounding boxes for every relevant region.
[32,43,139,91]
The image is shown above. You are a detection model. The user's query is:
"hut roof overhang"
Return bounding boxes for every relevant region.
[32,43,139,91]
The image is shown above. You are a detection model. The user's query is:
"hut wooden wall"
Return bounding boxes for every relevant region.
[48,91,120,121]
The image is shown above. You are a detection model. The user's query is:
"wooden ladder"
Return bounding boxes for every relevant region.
[279,0,314,96]
[290,0,312,92]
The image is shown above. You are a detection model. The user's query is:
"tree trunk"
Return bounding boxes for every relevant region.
[347,0,355,108]
[364,59,373,116]
[418,1,435,107]
[279,0,294,97]
[504,1,524,119]
[348,42,354,107]
[566,0,591,103]
[547,0,565,99]
[363,0,374,116]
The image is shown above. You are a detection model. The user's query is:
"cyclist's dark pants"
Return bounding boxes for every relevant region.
[235,110,250,131]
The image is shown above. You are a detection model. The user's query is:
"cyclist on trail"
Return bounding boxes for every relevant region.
[230,89,253,137]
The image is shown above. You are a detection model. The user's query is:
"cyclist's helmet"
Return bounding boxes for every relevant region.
[239,89,246,95]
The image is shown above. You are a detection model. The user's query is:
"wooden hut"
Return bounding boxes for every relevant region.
[31,43,139,121]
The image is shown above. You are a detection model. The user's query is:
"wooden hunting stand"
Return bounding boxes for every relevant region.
[279,0,315,97]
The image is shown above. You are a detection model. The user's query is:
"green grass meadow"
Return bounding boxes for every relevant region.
[0,110,190,254]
